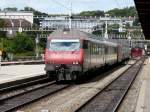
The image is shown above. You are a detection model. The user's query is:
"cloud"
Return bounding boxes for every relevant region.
[72,0,99,2]
[0,0,135,14]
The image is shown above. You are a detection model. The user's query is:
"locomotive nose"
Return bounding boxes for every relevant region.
[47,51,82,65]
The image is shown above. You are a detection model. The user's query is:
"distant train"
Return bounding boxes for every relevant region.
[44,29,130,81]
[131,47,145,58]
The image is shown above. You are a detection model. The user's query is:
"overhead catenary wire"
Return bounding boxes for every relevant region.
[51,0,71,11]
[50,0,72,29]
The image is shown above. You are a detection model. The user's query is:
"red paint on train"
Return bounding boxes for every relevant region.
[131,47,144,58]
[45,48,84,65]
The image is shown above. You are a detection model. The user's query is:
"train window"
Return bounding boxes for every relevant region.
[94,44,96,54]
[96,44,99,54]
[98,45,100,54]
[90,43,92,53]
[49,39,80,51]
[91,43,94,53]
[83,40,88,49]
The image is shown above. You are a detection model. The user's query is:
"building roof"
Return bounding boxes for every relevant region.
[4,19,31,28]
[134,0,150,39]
[49,29,96,40]
[48,29,118,47]
[0,11,33,14]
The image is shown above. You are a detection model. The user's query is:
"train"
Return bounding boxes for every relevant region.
[131,47,145,58]
[44,29,130,81]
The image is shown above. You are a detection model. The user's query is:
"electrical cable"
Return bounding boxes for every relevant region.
[51,0,70,10]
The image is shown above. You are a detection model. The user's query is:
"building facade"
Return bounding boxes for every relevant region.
[0,11,33,24]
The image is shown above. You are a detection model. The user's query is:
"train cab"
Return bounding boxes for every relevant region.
[45,38,84,80]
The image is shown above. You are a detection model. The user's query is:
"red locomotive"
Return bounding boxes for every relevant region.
[45,29,130,81]
[131,47,144,58]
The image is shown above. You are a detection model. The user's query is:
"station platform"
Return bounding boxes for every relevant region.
[0,64,45,85]
[136,57,150,112]
[1,60,44,66]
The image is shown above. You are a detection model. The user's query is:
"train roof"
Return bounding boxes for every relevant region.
[48,29,95,40]
[48,29,118,47]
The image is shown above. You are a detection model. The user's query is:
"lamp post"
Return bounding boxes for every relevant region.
[18,19,22,33]
[35,34,39,59]
[128,30,132,49]
[104,14,109,39]
[69,0,72,29]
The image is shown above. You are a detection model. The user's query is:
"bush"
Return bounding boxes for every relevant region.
[12,32,35,53]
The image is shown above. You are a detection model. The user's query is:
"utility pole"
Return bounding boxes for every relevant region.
[104,14,109,39]
[35,34,39,59]
[128,30,132,48]
[128,31,131,40]
[69,0,72,29]
[119,20,123,32]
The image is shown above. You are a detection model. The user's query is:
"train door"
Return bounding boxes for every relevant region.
[102,44,105,66]
[83,40,90,72]
[117,45,123,62]
[104,45,108,64]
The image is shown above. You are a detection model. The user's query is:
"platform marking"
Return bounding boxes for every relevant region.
[135,81,146,112]
[148,57,150,63]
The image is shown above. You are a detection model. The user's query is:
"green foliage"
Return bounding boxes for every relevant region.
[79,10,105,17]
[0,19,7,38]
[0,32,47,58]
[133,18,140,26]
[2,39,13,52]
[0,19,5,28]
[23,7,48,16]
[12,33,35,54]
[23,7,48,26]
[0,31,6,38]
[0,19,6,39]
[77,7,137,17]
[4,7,18,11]
[106,7,137,17]
[109,24,119,29]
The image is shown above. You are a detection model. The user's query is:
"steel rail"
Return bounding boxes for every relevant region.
[0,82,69,112]
[0,75,49,93]
[0,80,55,102]
[76,57,144,112]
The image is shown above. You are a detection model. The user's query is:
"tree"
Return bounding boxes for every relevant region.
[0,19,6,38]
[4,7,17,11]
[22,7,48,26]
[109,24,119,30]
[106,6,137,17]
[79,10,105,17]
[133,18,140,26]
[23,7,48,16]
[0,19,5,28]
[12,33,35,53]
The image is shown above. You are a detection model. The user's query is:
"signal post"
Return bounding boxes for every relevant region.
[0,50,2,67]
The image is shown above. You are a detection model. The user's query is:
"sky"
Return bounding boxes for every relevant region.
[0,0,135,14]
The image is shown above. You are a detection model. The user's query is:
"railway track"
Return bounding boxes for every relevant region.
[0,80,69,112]
[0,75,50,93]
[0,58,142,112]
[76,57,144,112]
[15,60,136,112]
[0,80,55,102]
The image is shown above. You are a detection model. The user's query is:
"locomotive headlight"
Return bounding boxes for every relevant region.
[73,61,79,64]
[48,61,54,64]
[51,61,54,64]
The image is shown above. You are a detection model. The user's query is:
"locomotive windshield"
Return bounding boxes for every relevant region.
[49,39,80,51]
